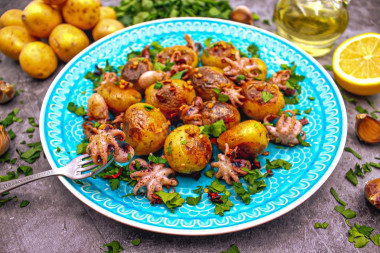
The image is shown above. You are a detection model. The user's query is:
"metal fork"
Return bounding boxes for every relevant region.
[0,154,114,195]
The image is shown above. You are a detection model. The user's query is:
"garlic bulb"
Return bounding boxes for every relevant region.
[0,125,10,156]
[365,178,380,210]
[231,5,253,25]
[0,80,16,104]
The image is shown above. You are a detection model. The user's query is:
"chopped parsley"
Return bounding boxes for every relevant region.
[204,37,213,47]
[334,205,357,219]
[265,158,292,170]
[0,171,18,182]
[0,196,17,207]
[252,12,260,20]
[186,186,203,205]
[204,169,214,178]
[148,154,166,164]
[153,81,163,89]
[366,98,376,110]
[16,141,43,164]
[155,191,185,213]
[281,64,305,105]
[304,108,312,114]
[76,142,88,155]
[297,134,311,147]
[261,91,273,103]
[355,106,368,114]
[167,141,172,155]
[213,88,229,102]
[247,43,260,58]
[181,139,187,145]
[20,200,30,208]
[263,19,270,25]
[144,105,154,111]
[7,129,15,140]
[233,182,251,204]
[0,108,21,127]
[102,240,124,253]
[344,147,362,160]
[346,168,358,186]
[315,222,329,229]
[236,75,245,83]
[323,65,333,71]
[17,166,33,176]
[28,117,39,127]
[131,238,141,246]
[308,96,315,101]
[342,94,357,104]
[149,41,164,61]
[221,244,240,253]
[199,119,226,138]
[67,102,86,116]
[26,127,35,133]
[330,187,347,206]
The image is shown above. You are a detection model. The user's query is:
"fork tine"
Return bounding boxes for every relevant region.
[87,157,115,177]
[77,158,94,167]
[77,164,99,172]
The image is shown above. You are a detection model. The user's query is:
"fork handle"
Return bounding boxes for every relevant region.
[0,169,60,195]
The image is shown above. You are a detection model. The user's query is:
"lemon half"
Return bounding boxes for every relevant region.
[332,33,380,96]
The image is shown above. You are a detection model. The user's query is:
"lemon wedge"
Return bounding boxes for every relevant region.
[332,33,380,96]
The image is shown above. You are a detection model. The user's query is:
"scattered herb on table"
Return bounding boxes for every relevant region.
[28,117,39,127]
[355,106,368,114]
[342,94,357,104]
[263,19,270,25]
[20,200,29,208]
[0,196,17,207]
[252,12,260,20]
[7,129,15,140]
[0,108,21,127]
[366,98,376,110]
[131,238,141,246]
[315,222,329,229]
[17,166,33,176]
[346,168,358,186]
[344,147,362,160]
[323,65,333,71]
[102,240,123,253]
[330,187,347,206]
[0,171,18,182]
[334,205,357,219]
[221,244,240,253]
[16,141,43,164]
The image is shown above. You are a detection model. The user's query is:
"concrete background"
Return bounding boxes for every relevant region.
[1,0,379,252]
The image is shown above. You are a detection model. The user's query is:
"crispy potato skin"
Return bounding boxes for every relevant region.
[201,101,241,129]
[49,24,89,62]
[191,66,231,101]
[62,0,100,30]
[22,2,62,38]
[97,83,141,114]
[0,26,37,60]
[252,58,268,81]
[0,9,24,28]
[217,120,269,158]
[92,19,124,41]
[19,41,57,79]
[123,103,170,156]
[145,79,196,121]
[99,6,116,19]
[164,124,212,174]
[121,57,153,93]
[241,80,285,121]
[201,41,237,69]
[156,45,199,68]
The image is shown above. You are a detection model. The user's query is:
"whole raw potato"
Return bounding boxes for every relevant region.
[0,26,37,60]
[43,0,67,5]
[92,19,124,41]
[99,6,116,20]
[0,9,24,28]
[164,124,212,174]
[49,24,89,62]
[19,42,57,79]
[62,0,100,30]
[123,103,170,156]
[217,120,269,158]
[22,1,62,38]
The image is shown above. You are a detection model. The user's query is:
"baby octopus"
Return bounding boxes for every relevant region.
[211,143,251,184]
[263,110,307,146]
[83,122,134,165]
[130,157,178,201]
[220,82,245,106]
[268,70,295,96]
[223,51,259,82]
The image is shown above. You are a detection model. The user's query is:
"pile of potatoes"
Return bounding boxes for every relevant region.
[0,0,125,79]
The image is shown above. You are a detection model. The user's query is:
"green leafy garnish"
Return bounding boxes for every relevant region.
[148,154,166,164]
[209,179,230,197]
[186,186,203,206]
[323,65,333,71]
[252,12,260,20]
[204,169,214,178]
[0,196,17,207]
[342,94,357,104]
[247,43,259,58]
[330,187,347,206]
[334,205,357,219]
[20,200,29,208]
[167,141,172,155]
[155,191,185,213]
[26,127,35,133]
[304,108,312,114]
[236,75,245,83]
[0,108,21,127]
[221,244,240,253]
[297,134,311,147]
[153,81,163,89]
[346,168,358,186]
[7,129,15,140]
[263,19,270,25]
[144,105,154,111]
[315,222,329,229]
[0,171,18,182]
[213,88,229,102]
[28,117,39,127]
[109,179,120,191]
[233,182,251,204]
[199,119,226,138]
[131,238,141,246]
[261,91,273,103]
[170,69,187,80]
[204,37,213,47]
[344,147,362,160]
[17,166,33,176]
[102,240,124,253]
[67,102,86,116]
[355,106,368,114]
[308,96,315,101]
[265,158,292,170]
[366,98,376,110]
[181,139,187,145]
[16,141,43,164]
[76,142,88,155]
[370,162,380,169]
[214,195,233,216]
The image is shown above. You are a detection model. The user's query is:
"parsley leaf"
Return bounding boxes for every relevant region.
[370,234,380,246]
[252,12,260,20]
[370,162,380,169]
[148,154,166,164]
[153,81,163,89]
[204,169,214,178]
[344,147,362,160]
[247,43,259,58]
[28,117,39,127]
[308,96,315,101]
[315,222,329,229]
[181,139,187,145]
[170,70,187,80]
[265,158,292,170]
[109,178,120,191]
[204,37,213,47]
[209,179,230,197]
[102,240,123,253]
[304,108,312,114]
[334,205,357,219]
[366,98,377,110]
[330,187,347,206]
[0,108,21,127]
[214,195,233,216]
[17,141,43,164]
[155,191,185,213]
[221,244,240,253]
[0,171,18,182]
[199,119,226,138]
[17,166,33,176]
[67,102,86,116]
[323,65,333,71]
[7,129,16,140]
[262,91,273,103]
[186,186,203,205]
[233,182,251,204]
[131,238,141,246]
[236,75,245,83]
[213,88,229,102]
[0,196,17,207]
[297,134,311,147]
[346,169,358,186]
[342,94,357,104]
[144,105,154,111]
[20,200,29,208]
[167,141,172,155]
[355,106,368,114]
[76,142,88,155]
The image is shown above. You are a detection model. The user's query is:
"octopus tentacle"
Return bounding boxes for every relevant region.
[129,158,149,171]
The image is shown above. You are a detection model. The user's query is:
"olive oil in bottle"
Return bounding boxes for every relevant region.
[273,0,349,57]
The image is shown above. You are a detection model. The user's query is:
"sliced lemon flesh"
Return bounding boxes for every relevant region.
[332,33,380,95]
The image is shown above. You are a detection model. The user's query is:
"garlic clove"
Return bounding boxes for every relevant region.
[0,80,16,104]
[0,125,11,156]
[355,114,380,144]
[365,178,380,210]
[231,5,253,25]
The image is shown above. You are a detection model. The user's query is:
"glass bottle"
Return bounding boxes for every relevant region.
[273,0,349,57]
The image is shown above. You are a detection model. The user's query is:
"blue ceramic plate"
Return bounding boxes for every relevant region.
[40,18,347,236]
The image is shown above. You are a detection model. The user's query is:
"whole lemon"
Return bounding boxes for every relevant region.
[19,42,57,79]
[49,24,89,62]
[22,1,62,38]
[99,6,117,20]
[62,0,100,30]
[0,9,24,28]
[92,19,124,41]
[0,26,37,60]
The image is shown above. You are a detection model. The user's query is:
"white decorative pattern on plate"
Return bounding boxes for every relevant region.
[40,18,346,235]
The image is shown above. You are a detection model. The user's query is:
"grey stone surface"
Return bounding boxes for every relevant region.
[0,0,379,252]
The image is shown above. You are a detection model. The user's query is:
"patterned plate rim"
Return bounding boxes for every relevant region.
[40,17,347,236]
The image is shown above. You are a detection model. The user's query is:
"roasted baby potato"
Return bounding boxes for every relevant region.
[156,45,199,69]
[201,41,238,69]
[123,103,170,155]
[191,66,232,101]
[164,124,212,174]
[0,26,37,60]
[97,83,141,115]
[43,0,68,5]
[19,41,57,79]
[22,1,62,38]
[0,9,24,28]
[121,57,153,92]
[251,58,268,81]
[87,93,108,123]
[201,101,241,129]
[99,6,117,20]
[92,19,124,41]
[49,24,89,62]
[145,79,196,121]
[241,80,285,121]
[217,120,269,158]
[62,0,100,30]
